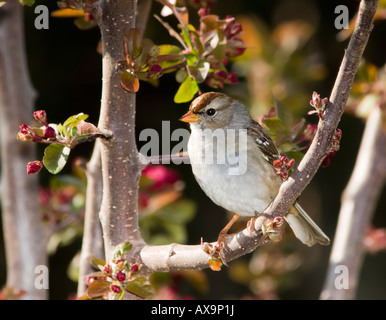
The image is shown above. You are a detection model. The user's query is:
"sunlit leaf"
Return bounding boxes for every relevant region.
[174,76,198,103]
[51,8,85,18]
[43,144,71,174]
[157,45,183,72]
[63,113,89,128]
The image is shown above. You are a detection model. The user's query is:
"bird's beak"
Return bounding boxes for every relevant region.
[179,110,201,123]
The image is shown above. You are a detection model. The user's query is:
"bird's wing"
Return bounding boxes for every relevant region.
[247,120,280,165]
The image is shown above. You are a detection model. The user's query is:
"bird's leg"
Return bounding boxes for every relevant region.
[247,216,258,235]
[217,214,240,250]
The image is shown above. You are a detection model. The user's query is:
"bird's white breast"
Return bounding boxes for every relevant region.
[188,127,281,216]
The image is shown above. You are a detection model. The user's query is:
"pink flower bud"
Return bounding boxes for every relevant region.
[214,70,227,79]
[43,126,56,139]
[303,124,318,140]
[198,8,210,18]
[321,152,335,167]
[130,263,139,273]
[103,265,112,275]
[226,72,238,84]
[27,161,44,175]
[17,124,34,141]
[116,271,126,282]
[149,64,162,74]
[33,110,48,126]
[110,284,121,293]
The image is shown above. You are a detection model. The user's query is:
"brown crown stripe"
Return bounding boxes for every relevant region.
[189,92,230,113]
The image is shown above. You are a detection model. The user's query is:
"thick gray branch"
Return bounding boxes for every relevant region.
[95,0,145,261]
[0,0,47,299]
[320,106,386,299]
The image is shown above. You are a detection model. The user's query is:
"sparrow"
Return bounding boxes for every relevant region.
[180,92,330,247]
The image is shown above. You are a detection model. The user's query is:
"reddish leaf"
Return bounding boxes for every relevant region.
[200,15,233,34]
[76,120,102,136]
[121,71,140,92]
[123,28,143,60]
[86,280,111,298]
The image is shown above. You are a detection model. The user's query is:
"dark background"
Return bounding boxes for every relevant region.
[0,0,385,299]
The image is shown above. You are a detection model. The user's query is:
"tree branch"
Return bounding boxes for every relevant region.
[135,0,379,273]
[0,0,47,299]
[320,106,386,299]
[77,141,105,296]
[95,0,145,261]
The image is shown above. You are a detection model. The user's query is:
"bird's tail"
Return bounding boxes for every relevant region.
[284,202,330,246]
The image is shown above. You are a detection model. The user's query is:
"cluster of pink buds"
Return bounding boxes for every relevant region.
[85,259,141,298]
[273,155,295,180]
[308,91,329,119]
[321,128,342,167]
[200,9,245,89]
[364,227,386,254]
[205,68,238,89]
[103,260,141,295]
[262,216,284,242]
[27,160,44,175]
[18,110,58,174]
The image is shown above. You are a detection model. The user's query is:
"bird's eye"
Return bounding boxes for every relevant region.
[206,108,216,116]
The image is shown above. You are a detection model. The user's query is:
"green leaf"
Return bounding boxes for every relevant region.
[86,280,111,298]
[158,44,182,56]
[125,278,153,298]
[187,61,210,83]
[175,69,188,83]
[174,76,199,103]
[157,45,183,72]
[63,113,89,128]
[58,123,66,137]
[43,144,71,174]
[113,241,133,259]
[91,258,107,270]
[19,0,35,6]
